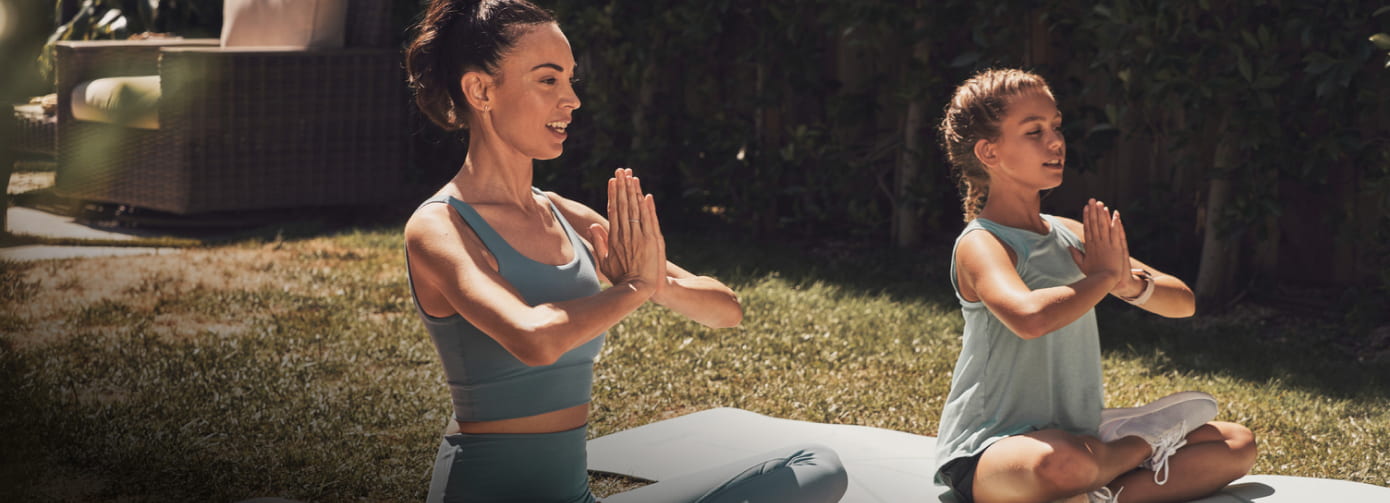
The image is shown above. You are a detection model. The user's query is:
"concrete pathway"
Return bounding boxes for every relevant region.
[0,245,181,261]
[2,206,186,262]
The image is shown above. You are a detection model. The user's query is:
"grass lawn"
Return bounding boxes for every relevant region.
[1,224,1387,501]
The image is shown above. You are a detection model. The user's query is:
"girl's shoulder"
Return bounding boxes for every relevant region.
[1043,215,1082,242]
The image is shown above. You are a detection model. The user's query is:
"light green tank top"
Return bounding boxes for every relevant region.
[934,214,1103,483]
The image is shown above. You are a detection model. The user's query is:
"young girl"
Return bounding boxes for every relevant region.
[402,1,847,501]
[932,69,1258,503]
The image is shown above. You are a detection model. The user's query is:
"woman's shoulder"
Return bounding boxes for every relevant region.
[405,199,457,239]
[541,190,604,228]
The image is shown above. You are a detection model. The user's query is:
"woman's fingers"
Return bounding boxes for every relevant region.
[589,223,609,261]
[646,194,665,258]
[608,171,622,242]
[630,173,645,236]
[621,170,638,244]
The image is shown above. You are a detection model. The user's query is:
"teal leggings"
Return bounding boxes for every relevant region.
[426,425,847,503]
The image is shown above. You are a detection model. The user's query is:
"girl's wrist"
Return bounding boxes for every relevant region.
[1112,272,1144,298]
[1117,269,1155,305]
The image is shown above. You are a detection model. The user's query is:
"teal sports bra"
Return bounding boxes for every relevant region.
[407,188,605,422]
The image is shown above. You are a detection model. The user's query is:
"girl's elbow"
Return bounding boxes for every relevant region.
[1163,290,1197,318]
[1164,302,1196,319]
[1011,314,1054,340]
[1013,326,1049,340]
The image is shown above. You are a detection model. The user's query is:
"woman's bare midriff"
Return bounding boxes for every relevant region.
[446,402,589,435]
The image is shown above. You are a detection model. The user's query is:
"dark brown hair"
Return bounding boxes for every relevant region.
[405,0,555,131]
[938,68,1054,222]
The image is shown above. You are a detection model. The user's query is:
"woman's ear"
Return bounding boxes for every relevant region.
[973,138,998,170]
[460,71,494,112]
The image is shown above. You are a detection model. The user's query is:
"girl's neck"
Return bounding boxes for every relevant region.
[978,189,1048,234]
[446,129,536,207]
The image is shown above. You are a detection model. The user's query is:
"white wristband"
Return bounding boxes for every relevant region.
[1121,268,1155,306]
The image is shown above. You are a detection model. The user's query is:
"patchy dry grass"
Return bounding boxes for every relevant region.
[1,227,1387,501]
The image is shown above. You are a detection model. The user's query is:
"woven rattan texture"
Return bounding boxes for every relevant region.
[54,0,409,214]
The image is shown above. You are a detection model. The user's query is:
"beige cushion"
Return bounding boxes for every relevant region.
[220,0,348,49]
[70,76,162,130]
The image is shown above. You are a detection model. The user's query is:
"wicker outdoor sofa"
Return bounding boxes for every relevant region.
[53,0,411,215]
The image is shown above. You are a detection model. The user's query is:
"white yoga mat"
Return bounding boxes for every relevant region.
[587,407,1390,502]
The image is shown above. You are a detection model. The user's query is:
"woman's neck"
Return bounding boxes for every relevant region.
[978,188,1047,234]
[447,130,535,207]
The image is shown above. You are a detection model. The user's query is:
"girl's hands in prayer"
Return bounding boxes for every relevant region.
[590,168,667,297]
[1069,198,1131,290]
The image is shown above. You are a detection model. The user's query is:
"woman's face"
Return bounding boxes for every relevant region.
[487,23,581,160]
[983,91,1066,191]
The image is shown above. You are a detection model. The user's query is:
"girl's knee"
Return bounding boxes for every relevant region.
[1223,423,1258,472]
[1032,444,1101,495]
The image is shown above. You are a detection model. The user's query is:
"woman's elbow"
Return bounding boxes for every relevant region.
[704,293,744,328]
[509,339,562,367]
[506,324,565,367]
[706,305,743,329]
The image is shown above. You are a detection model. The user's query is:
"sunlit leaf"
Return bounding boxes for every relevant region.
[1371,33,1390,51]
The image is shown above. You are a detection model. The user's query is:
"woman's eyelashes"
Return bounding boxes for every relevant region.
[539,76,582,88]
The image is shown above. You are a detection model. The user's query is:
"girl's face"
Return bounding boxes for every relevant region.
[981,91,1066,192]
[486,23,581,160]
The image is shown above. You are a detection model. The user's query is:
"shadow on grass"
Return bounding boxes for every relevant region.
[664,230,1390,404]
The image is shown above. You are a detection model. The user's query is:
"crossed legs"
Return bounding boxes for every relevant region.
[972,422,1257,503]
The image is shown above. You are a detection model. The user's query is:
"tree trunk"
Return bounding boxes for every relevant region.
[892,16,930,248]
[1195,130,1241,313]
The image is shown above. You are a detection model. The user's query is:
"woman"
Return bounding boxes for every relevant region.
[932,68,1258,503]
[402,1,847,501]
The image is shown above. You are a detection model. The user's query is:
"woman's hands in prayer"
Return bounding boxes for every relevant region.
[590,168,666,297]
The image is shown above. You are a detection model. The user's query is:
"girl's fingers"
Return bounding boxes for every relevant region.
[607,176,620,242]
[1082,200,1092,243]
[1096,201,1112,244]
[1087,199,1099,243]
[1116,211,1131,269]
